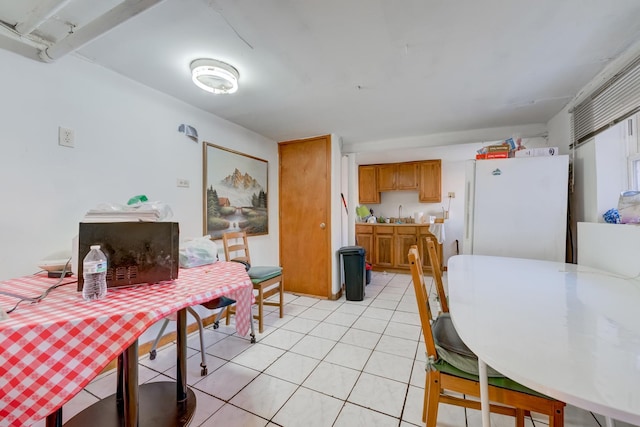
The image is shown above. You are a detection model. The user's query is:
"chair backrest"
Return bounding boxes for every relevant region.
[426,237,449,314]
[408,245,438,359]
[222,231,252,264]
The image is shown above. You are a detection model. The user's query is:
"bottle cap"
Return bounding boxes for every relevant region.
[90,245,101,250]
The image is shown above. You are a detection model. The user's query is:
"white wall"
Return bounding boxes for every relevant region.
[546,105,572,154]
[330,134,344,296]
[0,49,279,281]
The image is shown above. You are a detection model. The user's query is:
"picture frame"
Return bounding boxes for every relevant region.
[203,142,269,239]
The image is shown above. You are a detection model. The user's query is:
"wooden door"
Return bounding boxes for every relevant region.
[279,135,331,297]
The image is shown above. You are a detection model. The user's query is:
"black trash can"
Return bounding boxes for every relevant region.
[338,246,366,301]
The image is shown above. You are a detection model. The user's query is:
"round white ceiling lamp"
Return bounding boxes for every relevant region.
[190,58,239,94]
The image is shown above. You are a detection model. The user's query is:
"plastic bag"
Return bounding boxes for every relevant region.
[126,195,173,221]
[179,236,218,268]
[617,191,640,224]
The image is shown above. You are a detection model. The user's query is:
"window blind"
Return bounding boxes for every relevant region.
[572,55,640,146]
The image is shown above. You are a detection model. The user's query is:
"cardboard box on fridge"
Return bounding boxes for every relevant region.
[486,151,509,159]
[483,144,509,159]
[514,147,559,157]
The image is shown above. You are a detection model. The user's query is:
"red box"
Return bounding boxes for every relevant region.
[486,151,509,159]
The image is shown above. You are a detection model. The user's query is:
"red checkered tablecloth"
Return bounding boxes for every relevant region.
[0,261,252,426]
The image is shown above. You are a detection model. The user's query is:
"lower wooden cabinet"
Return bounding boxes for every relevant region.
[355,224,442,273]
[355,223,374,264]
[419,229,442,271]
[395,226,418,269]
[373,226,394,267]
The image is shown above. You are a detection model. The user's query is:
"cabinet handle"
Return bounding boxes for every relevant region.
[320,223,326,229]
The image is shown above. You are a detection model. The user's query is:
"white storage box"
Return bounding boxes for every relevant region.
[514,147,559,157]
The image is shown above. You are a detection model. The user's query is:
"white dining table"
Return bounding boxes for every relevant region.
[447,255,640,427]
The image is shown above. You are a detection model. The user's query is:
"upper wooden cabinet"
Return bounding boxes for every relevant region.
[378,163,418,191]
[358,160,440,204]
[418,160,442,203]
[377,164,396,191]
[358,165,380,204]
[396,162,418,190]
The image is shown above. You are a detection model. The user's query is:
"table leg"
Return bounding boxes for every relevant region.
[64,312,195,427]
[479,358,491,427]
[45,408,62,427]
[122,340,139,426]
[116,353,124,412]
[176,308,187,403]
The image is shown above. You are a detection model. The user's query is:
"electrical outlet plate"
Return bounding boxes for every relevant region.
[448,192,455,198]
[58,126,74,148]
[177,179,190,188]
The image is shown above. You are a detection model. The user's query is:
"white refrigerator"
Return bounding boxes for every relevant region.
[463,155,569,262]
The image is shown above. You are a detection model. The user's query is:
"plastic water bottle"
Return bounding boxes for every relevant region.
[82,245,107,301]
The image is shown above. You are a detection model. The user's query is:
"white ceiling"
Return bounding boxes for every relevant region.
[2,0,640,147]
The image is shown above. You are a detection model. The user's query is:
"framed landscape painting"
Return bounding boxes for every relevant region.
[203,142,268,239]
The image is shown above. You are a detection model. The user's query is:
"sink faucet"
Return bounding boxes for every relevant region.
[398,204,402,222]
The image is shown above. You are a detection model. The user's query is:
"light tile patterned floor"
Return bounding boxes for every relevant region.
[33,271,638,426]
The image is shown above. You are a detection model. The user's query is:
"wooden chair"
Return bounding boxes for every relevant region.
[223,231,284,333]
[408,245,565,427]
[426,237,448,314]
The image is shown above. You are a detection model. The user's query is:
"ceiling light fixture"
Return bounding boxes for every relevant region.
[190,59,239,94]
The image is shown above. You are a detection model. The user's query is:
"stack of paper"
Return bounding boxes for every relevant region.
[83,207,161,222]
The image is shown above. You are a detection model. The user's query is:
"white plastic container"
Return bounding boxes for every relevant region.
[82,245,107,301]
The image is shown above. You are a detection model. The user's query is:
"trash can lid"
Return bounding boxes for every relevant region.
[338,246,365,255]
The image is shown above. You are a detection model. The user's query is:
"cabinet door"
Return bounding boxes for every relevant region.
[419,160,442,202]
[355,224,374,264]
[395,233,418,268]
[396,162,418,190]
[358,165,380,204]
[375,234,394,267]
[377,164,396,191]
[419,231,442,273]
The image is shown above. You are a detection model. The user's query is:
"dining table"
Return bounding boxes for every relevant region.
[0,261,253,427]
[447,255,640,427]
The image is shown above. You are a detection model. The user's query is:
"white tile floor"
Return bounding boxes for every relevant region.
[33,271,638,427]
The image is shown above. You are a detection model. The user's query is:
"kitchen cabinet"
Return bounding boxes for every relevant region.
[374,226,394,267]
[358,224,442,273]
[419,227,442,271]
[418,160,442,203]
[377,164,396,191]
[355,224,373,264]
[358,160,439,203]
[358,165,380,204]
[396,163,418,190]
[395,226,419,269]
[377,163,418,192]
